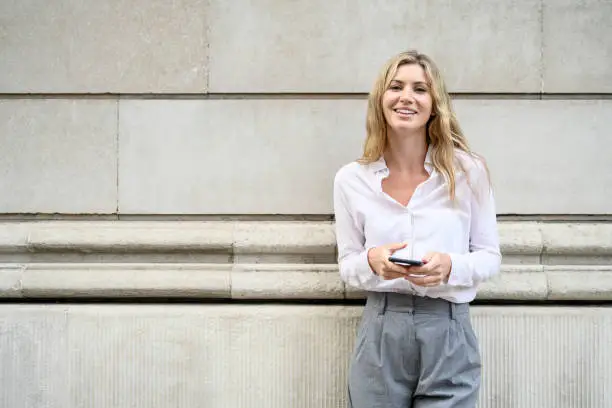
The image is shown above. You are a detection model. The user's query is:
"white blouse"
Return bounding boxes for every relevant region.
[333,147,501,303]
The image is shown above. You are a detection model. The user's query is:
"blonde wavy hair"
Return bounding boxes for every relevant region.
[361,50,479,200]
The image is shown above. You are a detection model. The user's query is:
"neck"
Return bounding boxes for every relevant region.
[384,128,428,174]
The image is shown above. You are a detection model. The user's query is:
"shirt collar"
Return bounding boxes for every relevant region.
[370,145,435,175]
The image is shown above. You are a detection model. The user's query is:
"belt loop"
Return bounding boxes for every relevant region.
[378,293,388,315]
[449,302,456,321]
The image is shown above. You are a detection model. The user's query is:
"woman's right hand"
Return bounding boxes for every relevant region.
[367,243,412,280]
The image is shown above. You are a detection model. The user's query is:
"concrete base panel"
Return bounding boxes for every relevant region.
[0,305,610,408]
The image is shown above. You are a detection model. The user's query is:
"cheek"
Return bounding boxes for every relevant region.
[418,97,433,117]
[381,96,395,121]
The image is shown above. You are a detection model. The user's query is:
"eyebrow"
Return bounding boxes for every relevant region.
[390,79,429,87]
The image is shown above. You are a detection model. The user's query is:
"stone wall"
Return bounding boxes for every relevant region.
[1,1,611,407]
[1,0,611,214]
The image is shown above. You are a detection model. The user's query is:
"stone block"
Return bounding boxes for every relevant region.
[65,305,231,407]
[208,0,541,92]
[1,305,612,407]
[0,223,29,253]
[0,265,23,298]
[21,264,232,298]
[478,266,547,300]
[26,221,234,253]
[0,100,117,213]
[118,99,364,214]
[233,221,336,263]
[546,266,612,300]
[543,0,612,92]
[0,306,70,408]
[118,99,612,215]
[541,223,612,264]
[455,99,612,214]
[219,305,356,407]
[0,0,209,93]
[497,222,543,264]
[231,264,344,299]
[473,306,612,407]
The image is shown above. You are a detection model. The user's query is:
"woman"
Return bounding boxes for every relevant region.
[333,50,501,407]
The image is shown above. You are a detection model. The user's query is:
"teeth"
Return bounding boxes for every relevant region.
[395,109,416,115]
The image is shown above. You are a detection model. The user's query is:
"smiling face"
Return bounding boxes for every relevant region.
[381,63,434,137]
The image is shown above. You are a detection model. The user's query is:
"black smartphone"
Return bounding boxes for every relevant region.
[388,256,424,267]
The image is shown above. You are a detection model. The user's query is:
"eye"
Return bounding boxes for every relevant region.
[415,87,428,93]
[389,84,402,91]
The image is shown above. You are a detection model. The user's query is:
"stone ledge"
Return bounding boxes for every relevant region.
[25,222,234,253]
[542,223,612,264]
[1,263,611,301]
[547,266,612,301]
[0,265,23,298]
[19,264,231,298]
[0,221,610,264]
[232,264,343,300]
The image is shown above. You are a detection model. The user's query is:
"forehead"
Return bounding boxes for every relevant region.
[391,63,428,83]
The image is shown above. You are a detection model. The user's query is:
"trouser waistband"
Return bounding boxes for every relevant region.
[365,292,469,320]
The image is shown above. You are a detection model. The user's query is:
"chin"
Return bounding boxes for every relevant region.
[391,122,427,134]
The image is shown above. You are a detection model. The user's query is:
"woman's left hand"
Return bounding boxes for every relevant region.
[404,252,452,287]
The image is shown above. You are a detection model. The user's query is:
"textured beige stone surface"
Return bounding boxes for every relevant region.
[497,222,543,264]
[0,220,550,262]
[208,0,541,93]
[546,266,612,301]
[0,265,23,298]
[118,99,364,214]
[475,306,612,407]
[3,0,611,94]
[0,306,70,408]
[1,305,611,407]
[117,99,612,214]
[541,223,612,264]
[233,222,336,263]
[477,265,547,300]
[66,305,231,407]
[0,224,29,253]
[231,264,343,299]
[543,0,612,92]
[26,221,234,253]
[1,262,607,301]
[456,99,612,214]
[0,0,209,93]
[0,220,610,300]
[233,222,336,253]
[21,264,231,298]
[0,100,118,213]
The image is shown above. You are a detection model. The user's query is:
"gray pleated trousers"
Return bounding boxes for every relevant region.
[347,292,481,408]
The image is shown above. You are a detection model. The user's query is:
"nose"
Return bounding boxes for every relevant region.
[399,89,415,103]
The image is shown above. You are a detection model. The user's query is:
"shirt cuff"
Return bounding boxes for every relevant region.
[447,253,473,288]
[354,248,380,288]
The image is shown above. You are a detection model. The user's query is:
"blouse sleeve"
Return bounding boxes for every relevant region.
[333,170,380,290]
[447,159,502,287]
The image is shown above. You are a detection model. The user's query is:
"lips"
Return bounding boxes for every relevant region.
[394,108,417,117]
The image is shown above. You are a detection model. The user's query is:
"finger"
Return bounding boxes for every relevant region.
[383,262,411,276]
[405,275,428,286]
[409,263,437,276]
[405,274,441,287]
[387,242,408,253]
[380,270,410,281]
[422,252,436,262]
